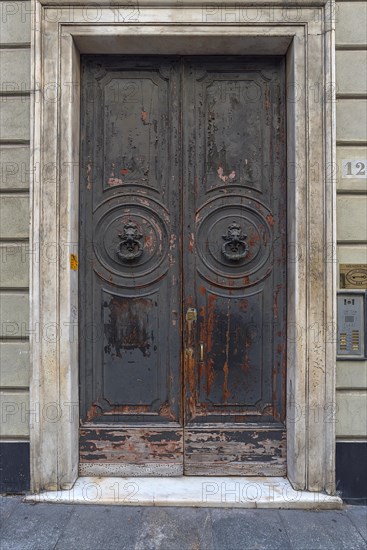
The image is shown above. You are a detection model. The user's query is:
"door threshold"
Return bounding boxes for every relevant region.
[25,476,342,509]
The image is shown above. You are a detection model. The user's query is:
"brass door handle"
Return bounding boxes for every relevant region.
[200,342,204,362]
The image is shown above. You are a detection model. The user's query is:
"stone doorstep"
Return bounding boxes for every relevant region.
[24,476,343,510]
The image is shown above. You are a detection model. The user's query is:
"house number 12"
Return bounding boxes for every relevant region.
[342,160,367,179]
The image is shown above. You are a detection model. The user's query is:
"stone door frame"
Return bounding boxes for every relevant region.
[30,0,337,493]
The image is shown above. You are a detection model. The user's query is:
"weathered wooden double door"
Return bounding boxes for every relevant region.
[79,56,287,476]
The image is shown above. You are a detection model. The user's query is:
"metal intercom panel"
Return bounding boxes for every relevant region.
[337,292,366,359]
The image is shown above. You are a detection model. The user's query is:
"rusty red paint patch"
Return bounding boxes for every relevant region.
[86,403,102,422]
[222,361,230,403]
[266,214,274,227]
[273,284,282,319]
[217,166,236,182]
[159,402,176,421]
[265,87,270,111]
[107,178,123,186]
[104,296,154,358]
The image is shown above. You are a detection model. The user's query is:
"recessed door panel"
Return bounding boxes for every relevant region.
[183,58,286,475]
[79,57,183,475]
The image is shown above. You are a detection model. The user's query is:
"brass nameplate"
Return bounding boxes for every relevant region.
[340,264,367,289]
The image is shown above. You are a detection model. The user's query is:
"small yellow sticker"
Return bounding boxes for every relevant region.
[70,254,78,271]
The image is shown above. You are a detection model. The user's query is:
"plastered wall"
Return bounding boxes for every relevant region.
[0,1,31,445]
[335,1,367,440]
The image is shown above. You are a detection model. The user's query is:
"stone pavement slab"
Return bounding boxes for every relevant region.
[346,506,367,543]
[279,509,366,550]
[0,495,20,526]
[0,499,74,550]
[133,507,214,550]
[54,505,142,550]
[210,508,292,550]
[0,497,366,550]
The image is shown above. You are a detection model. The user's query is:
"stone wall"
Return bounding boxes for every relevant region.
[334,0,367,501]
[335,2,367,439]
[0,0,31,490]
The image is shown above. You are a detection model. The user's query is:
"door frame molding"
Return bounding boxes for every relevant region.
[30,0,337,493]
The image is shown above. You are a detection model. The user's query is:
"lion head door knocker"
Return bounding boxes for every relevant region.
[116,220,144,262]
[221,221,248,261]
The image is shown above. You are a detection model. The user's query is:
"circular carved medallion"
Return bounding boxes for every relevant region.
[93,195,169,287]
[196,196,273,288]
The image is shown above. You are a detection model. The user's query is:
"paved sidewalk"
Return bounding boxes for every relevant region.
[0,496,366,550]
